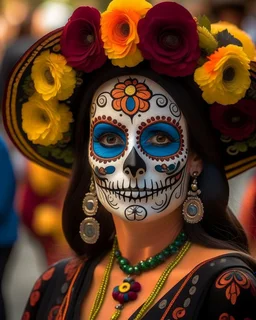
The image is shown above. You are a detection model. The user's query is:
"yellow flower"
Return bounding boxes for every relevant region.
[194,44,251,105]
[211,22,255,60]
[197,26,218,55]
[22,93,73,146]
[31,50,76,101]
[101,0,152,67]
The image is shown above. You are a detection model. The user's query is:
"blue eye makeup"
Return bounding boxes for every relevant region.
[92,123,127,159]
[139,122,181,158]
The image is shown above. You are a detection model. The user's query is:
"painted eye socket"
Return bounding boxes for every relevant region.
[92,123,127,159]
[139,122,181,158]
[99,133,125,147]
[146,132,172,146]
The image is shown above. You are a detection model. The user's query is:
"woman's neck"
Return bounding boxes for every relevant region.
[112,208,184,264]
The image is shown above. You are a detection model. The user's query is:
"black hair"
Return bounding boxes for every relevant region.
[62,61,249,258]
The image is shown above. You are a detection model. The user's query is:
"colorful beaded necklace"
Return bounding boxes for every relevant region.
[89,232,191,320]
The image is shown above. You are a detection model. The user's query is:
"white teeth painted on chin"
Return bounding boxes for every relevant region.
[130,180,137,188]
[132,191,139,198]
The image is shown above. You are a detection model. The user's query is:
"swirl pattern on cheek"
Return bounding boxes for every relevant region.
[136,116,184,161]
[89,116,129,163]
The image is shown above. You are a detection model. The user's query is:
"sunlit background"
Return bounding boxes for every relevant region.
[0,1,255,319]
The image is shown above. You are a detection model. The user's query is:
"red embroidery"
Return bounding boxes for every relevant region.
[48,305,61,320]
[219,313,235,320]
[216,270,250,305]
[29,291,40,307]
[21,311,30,320]
[64,258,81,281]
[172,307,186,319]
[33,278,42,291]
[42,267,55,281]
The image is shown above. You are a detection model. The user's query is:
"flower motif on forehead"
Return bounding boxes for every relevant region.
[111,78,152,118]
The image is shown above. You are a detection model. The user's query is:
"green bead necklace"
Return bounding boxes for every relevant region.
[115,231,187,275]
[89,232,191,320]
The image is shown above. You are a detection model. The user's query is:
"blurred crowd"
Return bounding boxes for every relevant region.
[0,0,255,319]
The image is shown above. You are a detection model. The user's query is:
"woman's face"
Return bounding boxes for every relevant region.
[89,75,191,222]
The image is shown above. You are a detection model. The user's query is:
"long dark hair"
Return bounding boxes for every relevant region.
[62,61,249,258]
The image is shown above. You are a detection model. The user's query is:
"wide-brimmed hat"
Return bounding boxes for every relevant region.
[3,0,256,179]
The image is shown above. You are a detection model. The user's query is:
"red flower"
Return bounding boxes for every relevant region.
[61,6,107,72]
[137,2,200,77]
[210,100,256,140]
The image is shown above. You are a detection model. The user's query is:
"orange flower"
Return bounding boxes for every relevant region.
[101,0,152,67]
[111,79,152,117]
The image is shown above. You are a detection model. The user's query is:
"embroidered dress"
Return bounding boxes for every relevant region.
[22,253,256,320]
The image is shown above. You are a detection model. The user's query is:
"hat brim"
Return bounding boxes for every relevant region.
[2,28,256,179]
[3,28,74,177]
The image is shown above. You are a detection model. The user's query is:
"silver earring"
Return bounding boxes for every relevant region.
[80,177,100,244]
[182,171,204,224]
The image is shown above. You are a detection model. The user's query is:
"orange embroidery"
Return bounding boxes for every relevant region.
[22,311,30,320]
[64,258,81,281]
[42,267,55,281]
[29,290,40,307]
[33,278,42,291]
[111,79,152,117]
[172,307,186,319]
[48,305,61,320]
[219,313,235,320]
[216,270,250,305]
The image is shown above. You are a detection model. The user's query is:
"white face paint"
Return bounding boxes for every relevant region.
[88,75,190,222]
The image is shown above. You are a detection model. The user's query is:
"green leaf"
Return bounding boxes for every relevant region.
[197,15,211,31]
[234,142,248,152]
[37,146,50,157]
[216,30,242,47]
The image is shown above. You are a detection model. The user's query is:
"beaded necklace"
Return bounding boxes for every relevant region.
[89,232,191,320]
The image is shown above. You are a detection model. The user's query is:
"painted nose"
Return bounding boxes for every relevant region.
[123,147,146,178]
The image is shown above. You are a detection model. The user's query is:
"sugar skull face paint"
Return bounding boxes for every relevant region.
[89,76,190,221]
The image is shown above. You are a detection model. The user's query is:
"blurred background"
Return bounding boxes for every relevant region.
[0,0,255,319]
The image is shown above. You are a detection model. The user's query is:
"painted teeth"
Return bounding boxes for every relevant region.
[113,189,164,200]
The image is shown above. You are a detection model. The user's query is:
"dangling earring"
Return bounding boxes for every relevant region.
[80,176,100,244]
[182,171,204,224]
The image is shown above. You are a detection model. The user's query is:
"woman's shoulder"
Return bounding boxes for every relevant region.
[22,256,86,320]
[40,256,84,284]
[198,260,256,319]
[172,249,256,319]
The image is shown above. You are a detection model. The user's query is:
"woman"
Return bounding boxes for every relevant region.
[2,1,256,319]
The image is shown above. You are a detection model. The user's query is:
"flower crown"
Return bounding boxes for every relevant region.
[19,0,256,161]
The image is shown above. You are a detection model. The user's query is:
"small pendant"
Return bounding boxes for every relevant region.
[112,277,141,304]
